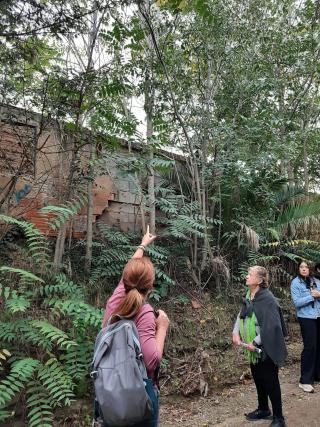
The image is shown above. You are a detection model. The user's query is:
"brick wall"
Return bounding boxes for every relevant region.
[0,105,171,237]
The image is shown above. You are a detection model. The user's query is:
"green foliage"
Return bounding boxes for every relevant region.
[31,321,78,350]
[0,259,100,426]
[0,358,40,407]
[40,191,88,231]
[90,222,174,297]
[148,157,175,172]
[0,215,50,266]
[37,359,73,405]
[26,382,54,427]
[0,266,44,285]
[5,295,30,313]
[276,199,320,230]
[2,0,320,419]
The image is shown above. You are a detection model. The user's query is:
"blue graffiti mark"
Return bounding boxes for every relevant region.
[0,183,32,204]
[15,184,32,203]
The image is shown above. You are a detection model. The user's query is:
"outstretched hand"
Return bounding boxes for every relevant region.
[141,225,156,247]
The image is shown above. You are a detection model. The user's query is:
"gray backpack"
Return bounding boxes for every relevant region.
[91,317,153,426]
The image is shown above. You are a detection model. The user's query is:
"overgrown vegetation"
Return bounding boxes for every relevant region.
[1,0,320,425]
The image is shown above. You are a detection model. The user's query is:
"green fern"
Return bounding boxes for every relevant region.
[165,214,207,239]
[0,358,40,407]
[148,157,175,172]
[0,238,100,426]
[0,266,44,285]
[0,214,50,266]
[5,295,30,313]
[48,299,103,329]
[60,340,93,381]
[26,381,54,427]
[37,359,74,406]
[96,222,131,245]
[31,320,78,350]
[39,274,83,299]
[39,189,87,231]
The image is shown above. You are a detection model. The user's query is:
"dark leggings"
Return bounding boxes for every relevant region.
[250,356,283,418]
[298,317,320,384]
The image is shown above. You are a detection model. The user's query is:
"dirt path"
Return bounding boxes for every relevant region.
[159,363,319,427]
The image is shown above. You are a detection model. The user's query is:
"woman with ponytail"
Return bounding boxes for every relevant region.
[232,266,287,427]
[101,227,169,427]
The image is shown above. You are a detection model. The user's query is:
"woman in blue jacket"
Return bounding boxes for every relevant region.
[291,261,320,392]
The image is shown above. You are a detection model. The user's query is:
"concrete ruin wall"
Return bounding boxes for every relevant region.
[0,105,169,237]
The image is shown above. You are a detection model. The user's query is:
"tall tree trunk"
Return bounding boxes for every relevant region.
[302,121,309,195]
[85,144,95,271]
[140,1,156,235]
[53,4,101,271]
[145,74,156,234]
[84,6,98,271]
[53,223,67,271]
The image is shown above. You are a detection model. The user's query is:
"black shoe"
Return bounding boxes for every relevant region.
[245,409,272,421]
[269,416,286,427]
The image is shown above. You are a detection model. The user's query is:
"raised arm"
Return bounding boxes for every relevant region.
[132,225,156,259]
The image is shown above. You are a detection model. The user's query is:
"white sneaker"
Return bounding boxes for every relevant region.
[299,383,314,393]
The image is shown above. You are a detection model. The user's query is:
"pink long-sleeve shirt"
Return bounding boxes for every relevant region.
[102,279,161,384]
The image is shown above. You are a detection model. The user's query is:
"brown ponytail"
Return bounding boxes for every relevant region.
[112,288,144,320]
[112,257,155,322]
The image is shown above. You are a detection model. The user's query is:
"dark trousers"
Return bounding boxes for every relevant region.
[298,317,320,384]
[250,357,283,418]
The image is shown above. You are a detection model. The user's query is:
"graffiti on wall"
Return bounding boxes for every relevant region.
[14,184,31,203]
[0,179,32,205]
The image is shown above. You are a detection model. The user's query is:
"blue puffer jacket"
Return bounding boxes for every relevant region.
[291,276,320,319]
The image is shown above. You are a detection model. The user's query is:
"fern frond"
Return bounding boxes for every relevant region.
[5,295,30,313]
[0,358,40,406]
[165,215,206,239]
[155,267,174,286]
[38,359,74,406]
[262,239,319,248]
[144,245,169,261]
[20,322,53,351]
[280,252,304,262]
[0,266,44,285]
[96,222,131,245]
[155,197,178,215]
[148,157,175,172]
[60,341,93,381]
[31,321,78,350]
[39,274,83,299]
[40,190,87,231]
[179,201,201,215]
[48,299,103,329]
[26,381,54,427]
[0,214,49,266]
